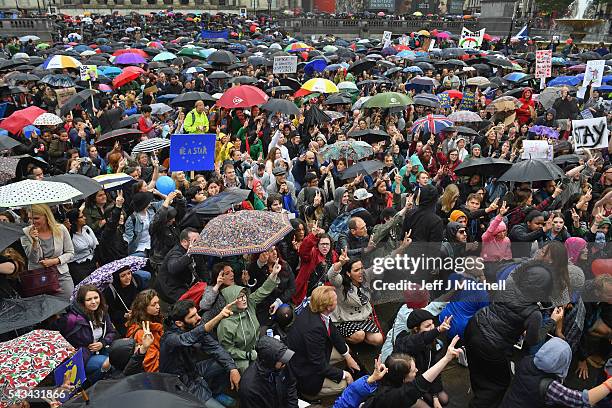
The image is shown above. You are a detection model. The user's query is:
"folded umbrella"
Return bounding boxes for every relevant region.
[45,174,102,200]
[340,159,385,180]
[0,295,69,335]
[498,159,565,182]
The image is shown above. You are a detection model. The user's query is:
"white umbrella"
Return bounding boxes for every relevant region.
[67,32,82,41]
[18,35,39,42]
[351,96,371,111]
[338,81,358,91]
[12,53,29,60]
[33,113,63,126]
[0,179,81,207]
[150,103,173,115]
[131,138,171,154]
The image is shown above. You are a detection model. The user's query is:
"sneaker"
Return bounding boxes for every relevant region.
[213,393,235,407]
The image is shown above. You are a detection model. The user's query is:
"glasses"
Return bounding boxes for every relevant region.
[237,294,247,302]
[458,230,467,234]
[318,242,331,247]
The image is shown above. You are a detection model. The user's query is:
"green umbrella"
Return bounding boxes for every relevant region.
[36,43,50,50]
[362,92,413,109]
[177,47,207,59]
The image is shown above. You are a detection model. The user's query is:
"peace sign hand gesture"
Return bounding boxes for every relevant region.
[498,200,508,216]
[400,229,413,249]
[367,355,388,384]
[140,320,154,350]
[438,315,453,333]
[338,248,349,264]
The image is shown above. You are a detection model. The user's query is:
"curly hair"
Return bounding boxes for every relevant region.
[126,289,163,328]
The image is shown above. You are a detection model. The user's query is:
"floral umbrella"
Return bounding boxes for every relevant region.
[71,256,148,301]
[32,112,63,126]
[320,140,373,162]
[448,110,482,123]
[0,330,73,406]
[188,211,293,257]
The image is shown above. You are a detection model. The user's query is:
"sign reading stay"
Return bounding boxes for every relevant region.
[572,117,610,150]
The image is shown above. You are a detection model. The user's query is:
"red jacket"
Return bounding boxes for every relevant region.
[292,232,338,305]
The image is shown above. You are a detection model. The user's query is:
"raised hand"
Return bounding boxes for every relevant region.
[141,320,154,349]
[339,247,349,264]
[220,299,237,319]
[368,355,388,383]
[445,335,464,360]
[438,315,453,333]
[498,200,508,216]
[400,230,413,248]
[116,190,125,207]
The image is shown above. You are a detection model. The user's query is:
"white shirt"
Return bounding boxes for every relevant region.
[72,225,99,263]
[135,212,151,252]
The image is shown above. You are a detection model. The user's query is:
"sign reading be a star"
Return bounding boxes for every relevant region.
[170,133,217,171]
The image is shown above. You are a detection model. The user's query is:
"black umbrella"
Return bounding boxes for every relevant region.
[0,135,21,151]
[267,85,293,95]
[341,159,384,179]
[455,126,479,138]
[0,222,25,252]
[486,57,514,68]
[324,93,352,105]
[348,59,376,74]
[279,77,301,91]
[348,129,389,144]
[230,75,258,85]
[59,89,97,116]
[0,295,69,335]
[45,174,102,200]
[498,159,565,182]
[118,114,142,128]
[454,157,512,177]
[9,73,40,82]
[171,91,215,106]
[180,189,252,228]
[208,50,237,65]
[413,95,440,109]
[261,98,300,116]
[553,154,581,167]
[99,108,124,134]
[208,70,232,80]
[303,105,331,129]
[95,128,143,146]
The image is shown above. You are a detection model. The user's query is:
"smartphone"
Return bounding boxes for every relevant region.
[387,168,398,178]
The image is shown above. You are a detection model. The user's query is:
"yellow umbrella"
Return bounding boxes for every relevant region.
[417,30,431,37]
[413,11,423,16]
[301,78,339,94]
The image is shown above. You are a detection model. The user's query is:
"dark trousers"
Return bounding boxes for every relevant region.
[464,318,511,408]
[68,259,96,285]
[183,359,229,403]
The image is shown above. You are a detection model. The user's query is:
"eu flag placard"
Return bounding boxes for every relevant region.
[170,133,216,171]
[53,348,86,402]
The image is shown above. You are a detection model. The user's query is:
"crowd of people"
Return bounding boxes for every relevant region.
[0,9,611,408]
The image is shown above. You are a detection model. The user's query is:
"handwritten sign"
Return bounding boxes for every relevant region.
[572,116,610,150]
[522,140,552,160]
[273,56,298,74]
[79,65,98,81]
[583,60,605,88]
[460,28,485,49]
[535,50,552,79]
[53,348,86,402]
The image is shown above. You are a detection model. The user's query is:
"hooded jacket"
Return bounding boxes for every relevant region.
[216,276,279,372]
[516,88,535,125]
[322,187,349,230]
[402,184,443,248]
[292,232,338,305]
[394,327,445,394]
[55,303,117,363]
[534,108,557,127]
[481,214,512,262]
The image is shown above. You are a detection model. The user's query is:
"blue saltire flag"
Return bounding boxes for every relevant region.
[170,133,216,171]
[201,29,229,40]
[512,25,529,41]
[53,348,86,402]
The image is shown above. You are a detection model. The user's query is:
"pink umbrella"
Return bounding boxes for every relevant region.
[436,32,451,39]
[568,64,586,72]
[99,84,113,92]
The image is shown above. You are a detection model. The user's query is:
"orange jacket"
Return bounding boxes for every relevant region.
[126,321,163,372]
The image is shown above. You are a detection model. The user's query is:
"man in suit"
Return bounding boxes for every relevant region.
[287,286,360,399]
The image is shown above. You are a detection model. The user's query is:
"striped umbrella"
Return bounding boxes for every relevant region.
[32,112,63,126]
[93,173,136,191]
[410,114,454,135]
[41,55,82,69]
[284,42,312,52]
[301,78,339,94]
[131,137,171,154]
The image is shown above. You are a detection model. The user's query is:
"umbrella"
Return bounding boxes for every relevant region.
[466,76,491,87]
[71,389,202,408]
[362,92,412,109]
[208,71,232,80]
[188,211,292,257]
[348,59,376,74]
[486,57,514,68]
[261,98,300,116]
[320,140,373,162]
[324,110,345,121]
[8,73,40,82]
[301,78,339,94]
[114,53,147,65]
[32,112,63,126]
[0,179,82,207]
[498,159,565,182]
[0,222,25,252]
[487,96,521,113]
[338,81,358,92]
[45,174,102,200]
[150,103,173,115]
[303,105,331,129]
[18,35,40,42]
[118,114,141,128]
[96,128,143,146]
[0,295,69,335]
[454,157,512,177]
[112,66,145,88]
[59,89,97,116]
[182,189,252,223]
[305,59,327,75]
[216,85,268,109]
[553,154,581,167]
[41,55,81,69]
[448,110,482,123]
[152,51,177,62]
[0,106,46,134]
[348,129,389,144]
[413,95,440,109]
[455,126,480,138]
[71,256,148,301]
[411,114,454,135]
[231,76,258,85]
[0,135,21,151]
[340,159,385,179]
[208,50,237,65]
[537,87,563,110]
[93,173,136,191]
[131,138,171,154]
[0,330,73,407]
[324,93,353,105]
[171,91,215,107]
[0,155,47,183]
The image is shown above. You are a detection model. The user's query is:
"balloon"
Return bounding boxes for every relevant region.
[156,175,176,196]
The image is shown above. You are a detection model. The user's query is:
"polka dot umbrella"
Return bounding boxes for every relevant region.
[188,210,293,257]
[0,179,82,207]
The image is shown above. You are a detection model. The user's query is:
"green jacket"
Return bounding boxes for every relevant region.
[216,276,278,372]
[183,108,210,133]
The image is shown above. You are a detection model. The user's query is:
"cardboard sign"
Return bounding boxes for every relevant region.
[273,56,298,74]
[460,27,485,49]
[535,50,552,79]
[583,60,605,88]
[55,87,77,108]
[79,65,98,81]
[572,116,610,150]
[522,140,552,160]
[53,348,86,403]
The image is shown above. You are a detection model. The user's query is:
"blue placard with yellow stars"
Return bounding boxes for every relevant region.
[170,133,216,171]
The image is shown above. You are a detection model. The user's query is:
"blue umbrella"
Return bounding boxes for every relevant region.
[23,125,40,139]
[73,45,90,53]
[548,76,582,86]
[99,66,122,78]
[595,85,612,92]
[403,66,423,74]
[410,114,453,135]
[156,93,178,102]
[396,50,416,59]
[304,59,327,75]
[504,72,529,82]
[602,75,612,84]
[228,43,247,54]
[325,64,344,71]
[99,45,112,53]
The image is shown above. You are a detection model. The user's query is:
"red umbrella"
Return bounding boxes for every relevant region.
[112,66,145,88]
[113,48,149,58]
[0,106,46,134]
[442,90,464,100]
[216,85,268,109]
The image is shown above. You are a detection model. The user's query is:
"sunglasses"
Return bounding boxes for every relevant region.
[458,230,467,234]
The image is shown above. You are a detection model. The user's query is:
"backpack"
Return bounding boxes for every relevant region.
[328,207,365,242]
[179,281,207,310]
[496,262,520,283]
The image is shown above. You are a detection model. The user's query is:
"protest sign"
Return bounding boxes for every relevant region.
[79,65,98,81]
[55,87,77,108]
[522,140,552,160]
[201,29,229,40]
[53,348,86,403]
[170,134,217,171]
[535,50,552,79]
[572,116,610,150]
[273,56,298,74]
[239,8,247,17]
[583,60,605,88]
[382,30,392,48]
[459,28,485,49]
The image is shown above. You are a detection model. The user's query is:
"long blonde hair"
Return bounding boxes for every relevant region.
[30,204,62,237]
[439,184,460,213]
